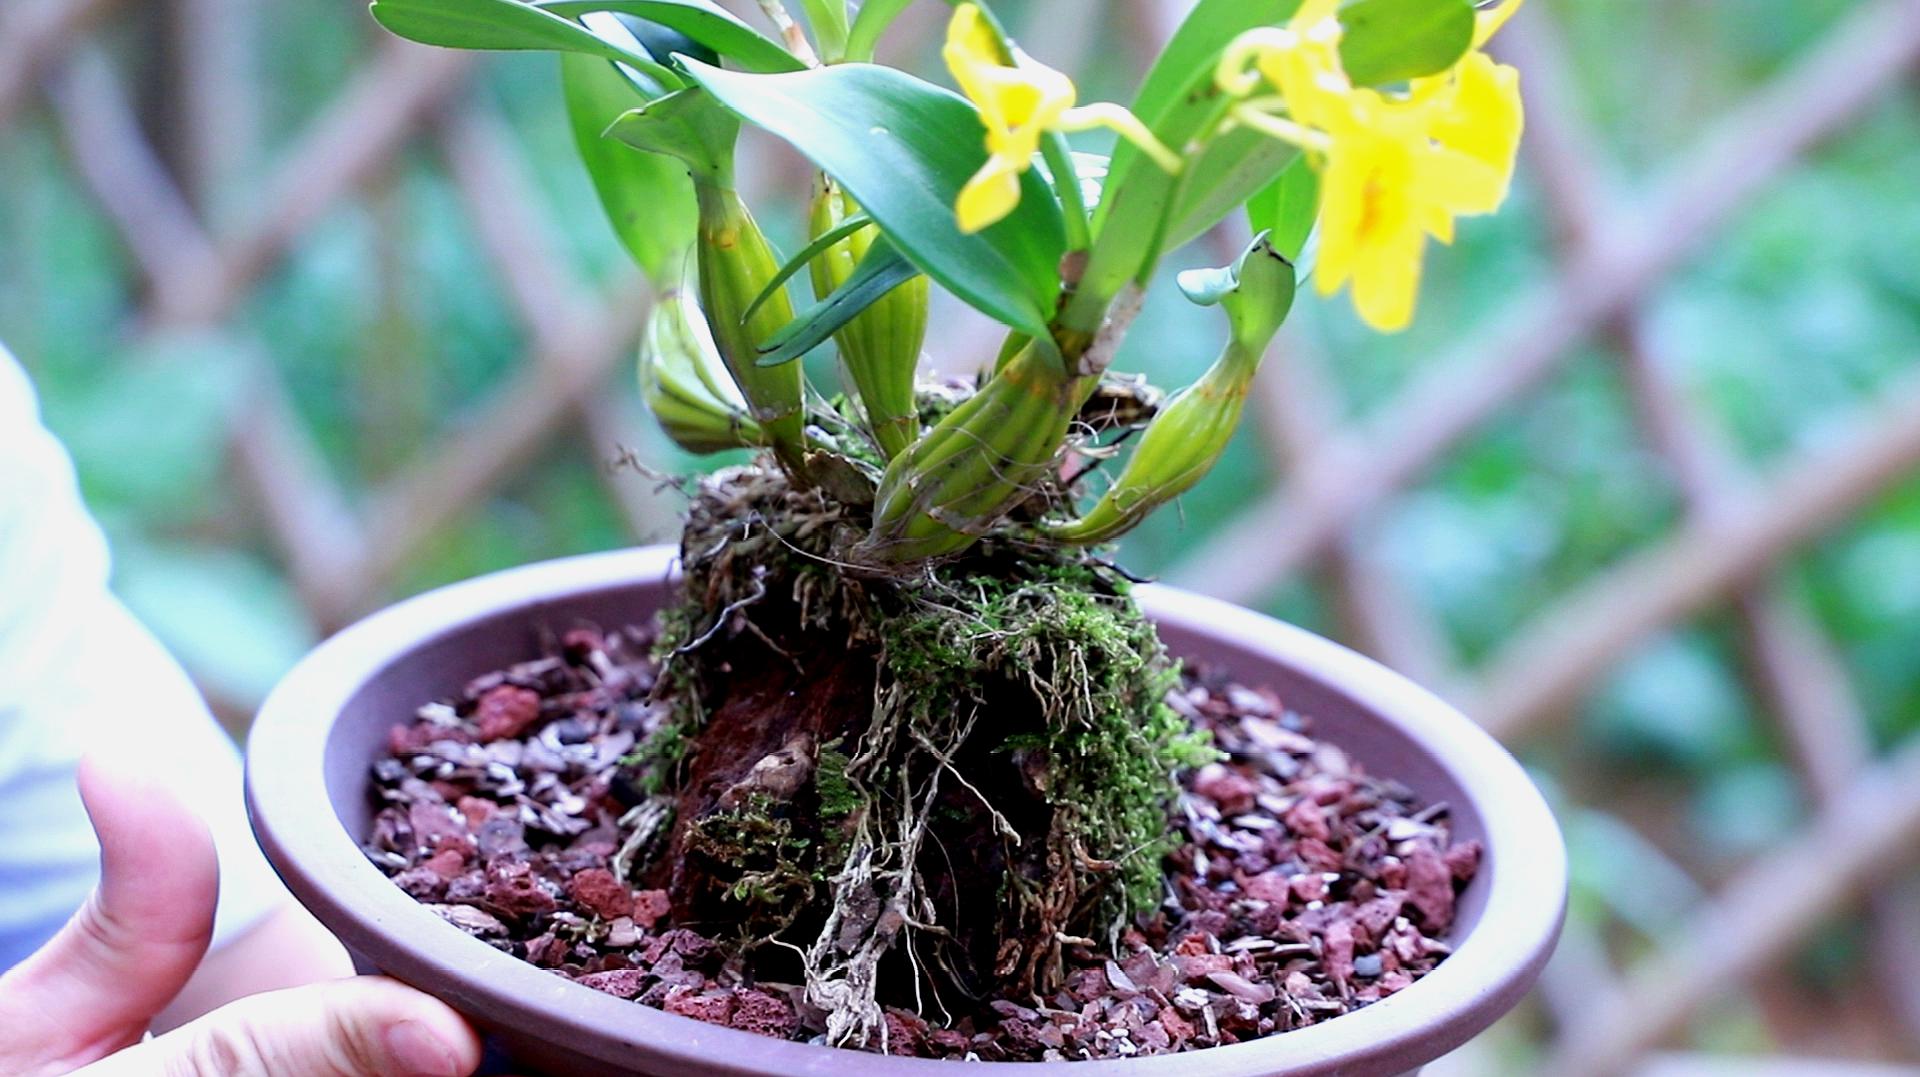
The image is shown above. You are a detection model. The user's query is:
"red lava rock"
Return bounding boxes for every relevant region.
[423,848,467,880]
[1159,1007,1195,1044]
[456,796,498,827]
[524,933,569,966]
[1295,837,1343,874]
[407,802,468,852]
[1172,952,1233,981]
[1193,764,1258,815]
[388,723,431,756]
[662,985,735,1026]
[475,684,543,742]
[1323,920,1356,992]
[561,628,604,663]
[568,868,634,921]
[1404,845,1455,931]
[632,889,672,930]
[1353,893,1404,943]
[882,1010,928,1056]
[1289,872,1329,904]
[577,969,647,999]
[1171,933,1211,957]
[1282,798,1332,842]
[485,862,556,919]
[1445,840,1483,880]
[729,989,800,1039]
[1240,871,1291,904]
[391,867,447,901]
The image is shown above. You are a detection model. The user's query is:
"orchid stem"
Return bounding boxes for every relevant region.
[1041,132,1091,254]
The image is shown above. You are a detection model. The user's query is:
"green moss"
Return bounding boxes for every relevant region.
[815,737,862,818]
[688,793,816,915]
[877,561,1215,918]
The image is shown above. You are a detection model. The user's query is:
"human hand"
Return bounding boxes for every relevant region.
[0,755,486,1077]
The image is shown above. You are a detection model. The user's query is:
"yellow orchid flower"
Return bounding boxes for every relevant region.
[1214,0,1526,331]
[943,3,1179,234]
[1312,92,1504,331]
[1415,51,1524,208]
[1215,0,1349,132]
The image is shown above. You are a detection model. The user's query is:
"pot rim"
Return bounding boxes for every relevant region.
[247,546,1565,1076]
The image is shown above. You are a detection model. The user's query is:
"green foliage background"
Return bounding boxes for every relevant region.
[3,0,1918,1063]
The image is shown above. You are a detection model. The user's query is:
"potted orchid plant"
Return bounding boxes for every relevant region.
[244,0,1562,1073]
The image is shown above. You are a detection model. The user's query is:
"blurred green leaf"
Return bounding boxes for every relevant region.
[539,0,805,72]
[844,0,912,62]
[683,59,1065,339]
[370,0,682,89]
[795,0,848,61]
[1163,126,1301,252]
[562,53,697,284]
[115,543,318,708]
[1336,0,1475,87]
[1084,0,1298,304]
[1249,156,1319,262]
[605,85,740,182]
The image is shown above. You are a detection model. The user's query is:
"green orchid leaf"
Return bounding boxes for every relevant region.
[605,85,740,182]
[757,236,922,367]
[1248,155,1320,261]
[623,16,717,67]
[684,59,1065,339]
[844,0,913,62]
[369,0,681,89]
[563,53,697,285]
[538,0,804,72]
[743,212,875,321]
[796,0,849,61]
[1074,0,1299,322]
[1163,126,1301,251]
[1337,0,1475,86]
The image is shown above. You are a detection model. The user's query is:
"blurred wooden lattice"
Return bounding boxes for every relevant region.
[4,0,1920,1071]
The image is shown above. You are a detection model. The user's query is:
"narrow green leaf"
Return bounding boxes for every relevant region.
[1072,0,1299,325]
[1248,156,1319,261]
[563,53,697,285]
[796,0,849,61]
[844,0,913,62]
[369,0,681,88]
[605,85,740,182]
[538,0,804,72]
[757,236,921,367]
[1337,0,1475,86]
[743,212,874,322]
[684,59,1065,339]
[1163,126,1300,251]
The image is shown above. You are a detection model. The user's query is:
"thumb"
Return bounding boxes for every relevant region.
[0,752,219,1069]
[76,977,486,1077]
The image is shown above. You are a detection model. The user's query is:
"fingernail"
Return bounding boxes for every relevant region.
[384,1019,461,1077]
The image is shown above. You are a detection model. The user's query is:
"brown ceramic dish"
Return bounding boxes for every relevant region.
[246,546,1565,1076]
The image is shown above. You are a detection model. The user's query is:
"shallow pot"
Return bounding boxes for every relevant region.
[246,546,1565,1077]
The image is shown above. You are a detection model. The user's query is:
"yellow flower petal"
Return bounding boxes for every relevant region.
[1349,225,1422,331]
[1427,52,1523,202]
[956,158,1023,233]
[1058,102,1182,173]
